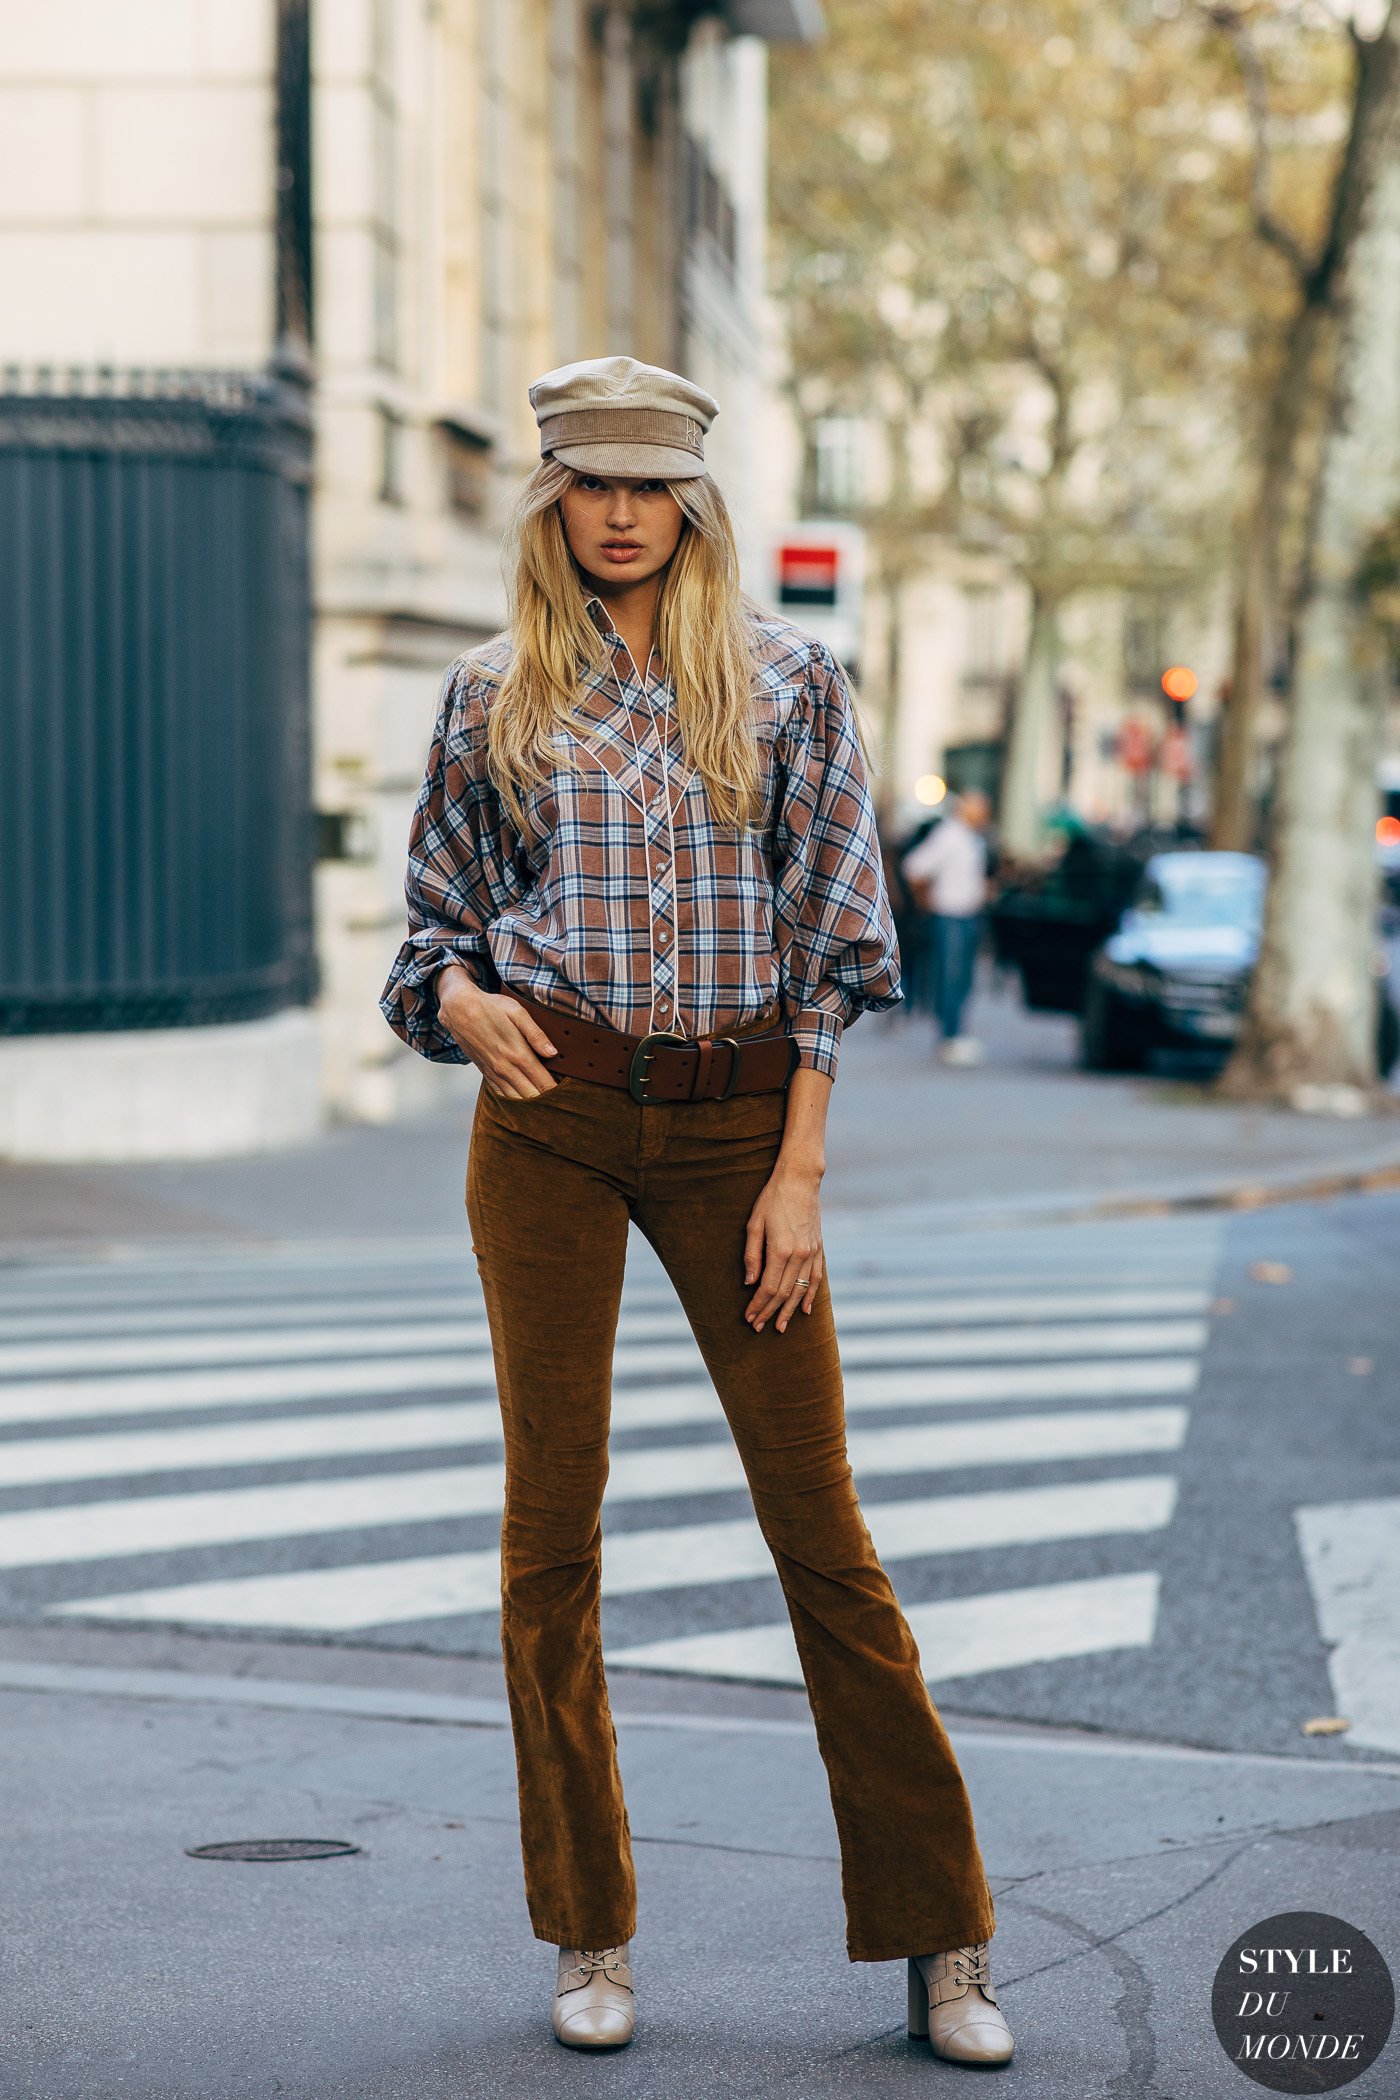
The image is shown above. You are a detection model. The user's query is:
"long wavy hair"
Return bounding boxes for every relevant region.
[482,459,763,831]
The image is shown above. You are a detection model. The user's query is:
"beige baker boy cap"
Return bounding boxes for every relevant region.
[529,355,719,480]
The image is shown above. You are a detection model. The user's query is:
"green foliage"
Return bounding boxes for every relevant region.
[769,0,1346,597]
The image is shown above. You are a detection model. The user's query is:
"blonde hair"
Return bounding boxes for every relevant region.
[483,459,762,830]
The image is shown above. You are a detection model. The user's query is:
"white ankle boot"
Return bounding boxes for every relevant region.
[552,1944,635,2049]
[908,1943,1014,2064]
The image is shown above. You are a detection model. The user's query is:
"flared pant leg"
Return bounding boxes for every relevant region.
[466,1080,638,1949]
[632,1094,995,1963]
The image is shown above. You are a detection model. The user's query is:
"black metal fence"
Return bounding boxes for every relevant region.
[0,367,315,1035]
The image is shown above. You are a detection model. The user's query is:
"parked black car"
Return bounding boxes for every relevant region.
[988,826,1184,1014]
[1081,851,1400,1075]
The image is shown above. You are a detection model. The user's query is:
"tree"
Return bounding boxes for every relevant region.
[1206,3,1367,854]
[1221,1,1400,1100]
[769,0,1302,844]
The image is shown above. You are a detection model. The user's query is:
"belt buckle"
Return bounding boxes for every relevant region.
[712,1036,742,1100]
[628,1028,691,1104]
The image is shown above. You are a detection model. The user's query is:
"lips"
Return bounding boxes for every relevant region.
[601,541,643,557]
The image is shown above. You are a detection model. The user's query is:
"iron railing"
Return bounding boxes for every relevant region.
[0,365,315,1034]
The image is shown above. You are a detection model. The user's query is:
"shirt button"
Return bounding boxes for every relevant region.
[657,927,669,945]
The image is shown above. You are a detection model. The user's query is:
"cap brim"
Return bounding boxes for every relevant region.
[548,441,706,481]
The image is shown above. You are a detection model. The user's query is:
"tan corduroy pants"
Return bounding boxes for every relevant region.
[465,1004,995,1963]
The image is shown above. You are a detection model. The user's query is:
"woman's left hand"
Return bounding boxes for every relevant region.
[743,1161,824,1334]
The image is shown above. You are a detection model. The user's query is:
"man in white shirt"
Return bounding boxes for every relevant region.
[900,790,992,1064]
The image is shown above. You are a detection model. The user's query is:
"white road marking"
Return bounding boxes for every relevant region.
[55,1481,1177,1630]
[0,1312,1206,1381]
[0,1320,1204,1430]
[0,1286,1211,1350]
[0,1352,1200,1432]
[1296,1498,1400,1758]
[608,1573,1164,1685]
[0,1360,1208,1478]
[1,1402,505,1487]
[2,1401,1178,1569]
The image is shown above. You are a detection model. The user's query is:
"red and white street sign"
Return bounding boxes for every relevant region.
[778,543,840,608]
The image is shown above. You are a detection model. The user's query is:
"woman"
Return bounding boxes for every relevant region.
[381,355,1014,2069]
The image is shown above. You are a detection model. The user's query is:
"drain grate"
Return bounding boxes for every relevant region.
[185,1838,362,1864]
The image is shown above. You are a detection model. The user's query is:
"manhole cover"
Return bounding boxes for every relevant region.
[185,1839,362,1864]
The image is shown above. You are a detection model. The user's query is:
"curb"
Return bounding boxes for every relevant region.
[822,1152,1400,1237]
[5,1157,1400,1268]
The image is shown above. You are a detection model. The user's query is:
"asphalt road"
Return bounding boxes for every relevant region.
[4,1016,1400,2100]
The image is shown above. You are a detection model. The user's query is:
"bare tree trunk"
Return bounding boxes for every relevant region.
[1213,541,1264,852]
[999,587,1059,859]
[1222,14,1400,1101]
[1212,299,1331,851]
[874,564,904,825]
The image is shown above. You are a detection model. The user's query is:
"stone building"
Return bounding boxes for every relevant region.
[0,0,816,1160]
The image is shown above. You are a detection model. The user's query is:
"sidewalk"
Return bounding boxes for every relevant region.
[4,981,1400,1249]
[4,1620,1398,2100]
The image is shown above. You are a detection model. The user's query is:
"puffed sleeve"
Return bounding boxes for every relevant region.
[379,658,519,1063]
[772,642,903,1079]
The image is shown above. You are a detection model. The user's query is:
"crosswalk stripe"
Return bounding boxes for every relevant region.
[0,1352,1208,1486]
[0,1319,1205,1431]
[607,1573,1163,1685]
[1,1401,504,1487]
[0,1391,1181,1568]
[1295,1498,1400,1759]
[0,1353,1199,1434]
[0,1237,1218,1315]
[54,1482,1178,1631]
[0,1286,1211,1353]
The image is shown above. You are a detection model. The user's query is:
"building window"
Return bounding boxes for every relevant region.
[812,417,863,514]
[961,587,1004,687]
[1124,597,1167,695]
[682,132,738,274]
[274,0,313,352]
[439,427,491,520]
[377,407,405,506]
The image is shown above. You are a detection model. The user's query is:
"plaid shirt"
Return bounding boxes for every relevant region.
[379,600,902,1080]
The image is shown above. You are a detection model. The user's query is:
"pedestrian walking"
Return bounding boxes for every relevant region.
[900,791,992,1064]
[381,355,1015,2070]
[887,820,940,1022]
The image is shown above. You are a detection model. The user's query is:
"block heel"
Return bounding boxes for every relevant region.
[907,1957,930,2038]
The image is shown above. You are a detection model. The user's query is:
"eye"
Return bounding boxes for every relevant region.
[638,479,666,492]
[575,475,607,491]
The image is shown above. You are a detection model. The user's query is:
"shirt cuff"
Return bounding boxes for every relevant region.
[380,941,490,1064]
[790,1009,843,1081]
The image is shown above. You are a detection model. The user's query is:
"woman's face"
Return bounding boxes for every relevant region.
[558,474,686,590]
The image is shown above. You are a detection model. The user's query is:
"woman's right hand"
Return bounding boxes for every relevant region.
[436,965,562,1098]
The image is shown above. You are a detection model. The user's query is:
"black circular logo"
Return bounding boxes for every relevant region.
[1212,1912,1394,2090]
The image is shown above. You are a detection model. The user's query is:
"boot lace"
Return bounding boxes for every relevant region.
[559,1945,632,1993]
[949,1943,996,2002]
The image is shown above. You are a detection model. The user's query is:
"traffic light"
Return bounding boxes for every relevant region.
[1161,665,1198,726]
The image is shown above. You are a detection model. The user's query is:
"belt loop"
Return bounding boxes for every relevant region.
[691,1040,714,1100]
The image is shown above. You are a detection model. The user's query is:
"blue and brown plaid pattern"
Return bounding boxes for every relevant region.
[380,601,902,1080]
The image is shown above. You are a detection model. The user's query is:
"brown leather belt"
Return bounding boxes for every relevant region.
[510,993,800,1103]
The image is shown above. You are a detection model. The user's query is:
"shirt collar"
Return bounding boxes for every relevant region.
[583,594,627,651]
[581,593,671,705]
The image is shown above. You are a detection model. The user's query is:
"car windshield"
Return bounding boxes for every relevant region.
[1133,860,1265,930]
